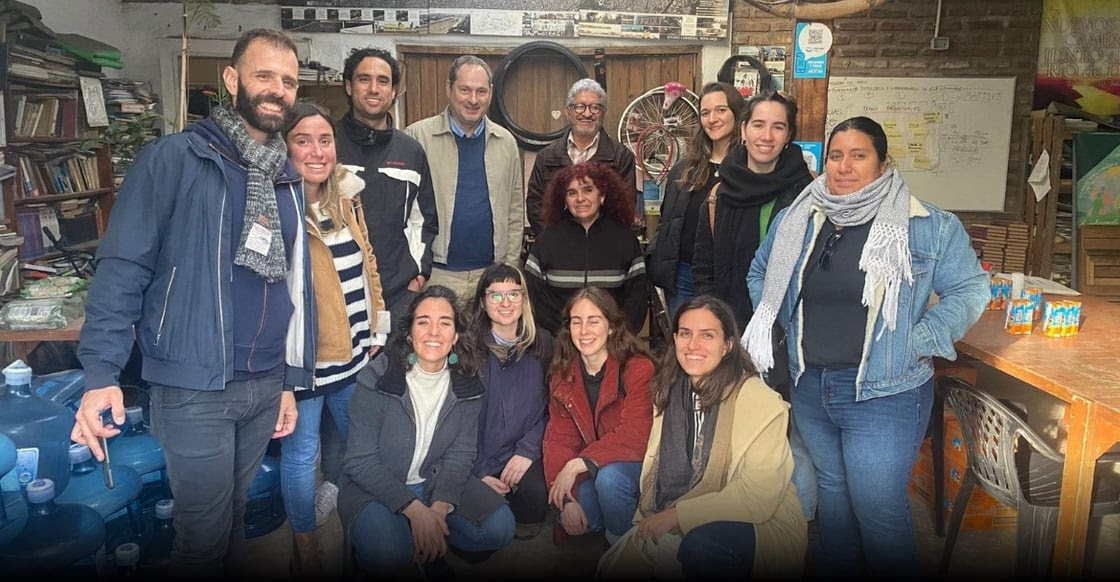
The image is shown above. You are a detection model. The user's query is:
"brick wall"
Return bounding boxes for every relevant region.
[732,0,1044,221]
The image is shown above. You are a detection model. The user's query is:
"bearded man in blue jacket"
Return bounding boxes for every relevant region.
[71,28,316,578]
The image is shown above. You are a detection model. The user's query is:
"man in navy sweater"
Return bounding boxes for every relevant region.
[405,55,525,298]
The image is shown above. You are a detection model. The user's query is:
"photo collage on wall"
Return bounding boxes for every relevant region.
[280,0,728,40]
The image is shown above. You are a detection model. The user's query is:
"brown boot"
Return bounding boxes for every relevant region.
[290,531,324,578]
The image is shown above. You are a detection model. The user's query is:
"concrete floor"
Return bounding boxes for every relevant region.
[243,482,1120,579]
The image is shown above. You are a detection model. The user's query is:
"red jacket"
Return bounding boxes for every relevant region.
[542,354,654,490]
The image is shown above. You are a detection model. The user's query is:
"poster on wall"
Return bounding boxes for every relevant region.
[1073,133,1120,226]
[793,22,830,79]
[1036,0,1120,118]
[281,1,726,40]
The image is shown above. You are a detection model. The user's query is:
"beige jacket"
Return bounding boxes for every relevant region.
[404,109,524,266]
[599,375,807,578]
[306,167,387,363]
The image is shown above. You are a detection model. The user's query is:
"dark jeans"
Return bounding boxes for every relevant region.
[149,372,283,579]
[490,460,548,524]
[678,521,757,579]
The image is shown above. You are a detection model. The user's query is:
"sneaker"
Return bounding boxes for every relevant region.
[313,480,339,527]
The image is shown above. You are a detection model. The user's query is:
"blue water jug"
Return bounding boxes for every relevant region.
[0,434,28,547]
[0,360,73,494]
[109,405,165,484]
[113,541,141,577]
[32,368,87,412]
[140,498,174,574]
[0,478,105,574]
[56,444,142,520]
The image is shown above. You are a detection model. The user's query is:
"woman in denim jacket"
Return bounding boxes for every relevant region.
[743,116,989,577]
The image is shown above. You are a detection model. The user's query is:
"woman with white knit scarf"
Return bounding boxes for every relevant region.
[743,116,989,577]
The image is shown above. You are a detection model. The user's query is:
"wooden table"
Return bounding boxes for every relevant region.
[956,294,1120,577]
[0,315,84,363]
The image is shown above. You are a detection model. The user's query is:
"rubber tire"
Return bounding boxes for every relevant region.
[492,41,588,151]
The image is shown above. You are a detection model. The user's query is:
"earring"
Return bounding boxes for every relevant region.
[407,352,417,366]
[448,352,459,366]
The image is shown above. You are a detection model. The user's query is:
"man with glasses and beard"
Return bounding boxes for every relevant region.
[72,28,315,578]
[525,78,638,236]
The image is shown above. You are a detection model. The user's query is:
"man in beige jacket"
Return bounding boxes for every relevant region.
[405,55,524,299]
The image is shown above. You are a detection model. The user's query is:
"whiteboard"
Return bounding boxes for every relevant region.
[826,77,1015,212]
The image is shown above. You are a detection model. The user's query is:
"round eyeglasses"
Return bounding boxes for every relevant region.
[486,289,525,304]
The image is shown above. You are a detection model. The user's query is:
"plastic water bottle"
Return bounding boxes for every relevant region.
[0,360,73,494]
[140,498,174,574]
[109,405,166,482]
[0,478,105,574]
[0,434,28,546]
[56,443,142,519]
[113,542,140,577]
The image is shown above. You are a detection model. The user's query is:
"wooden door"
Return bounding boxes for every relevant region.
[397,44,700,148]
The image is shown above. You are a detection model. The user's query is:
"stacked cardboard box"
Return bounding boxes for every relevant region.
[909,409,1018,530]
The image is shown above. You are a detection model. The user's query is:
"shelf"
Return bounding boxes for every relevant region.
[13,188,114,205]
[7,137,83,146]
[22,239,99,262]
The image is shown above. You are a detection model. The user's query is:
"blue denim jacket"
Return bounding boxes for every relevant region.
[748,196,989,401]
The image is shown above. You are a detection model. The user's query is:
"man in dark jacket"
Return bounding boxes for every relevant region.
[73,29,314,577]
[334,48,437,321]
[525,78,638,236]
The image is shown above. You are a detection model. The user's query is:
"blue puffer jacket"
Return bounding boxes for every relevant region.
[78,120,317,392]
[748,196,989,401]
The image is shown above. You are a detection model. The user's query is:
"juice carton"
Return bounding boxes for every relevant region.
[1004,299,1033,334]
[1063,300,1081,337]
[1042,301,1067,338]
[1021,287,1043,320]
[989,276,1012,310]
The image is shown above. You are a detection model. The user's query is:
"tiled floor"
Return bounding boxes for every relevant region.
[244,483,1120,579]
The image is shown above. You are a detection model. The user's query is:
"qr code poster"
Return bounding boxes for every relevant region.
[794,22,831,79]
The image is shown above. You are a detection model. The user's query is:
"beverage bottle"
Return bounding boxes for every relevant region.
[0,360,73,494]
[114,542,141,577]
[0,478,105,574]
[56,443,142,519]
[140,498,174,575]
[109,405,166,482]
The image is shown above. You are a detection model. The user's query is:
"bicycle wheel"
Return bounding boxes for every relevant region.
[492,41,588,151]
[618,85,699,183]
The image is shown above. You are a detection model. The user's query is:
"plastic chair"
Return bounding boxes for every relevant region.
[928,358,978,537]
[938,376,1120,576]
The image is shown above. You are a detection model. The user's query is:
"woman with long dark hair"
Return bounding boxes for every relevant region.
[465,262,554,540]
[542,287,654,546]
[745,116,988,576]
[598,295,806,579]
[524,162,649,334]
[647,82,746,317]
[339,286,515,577]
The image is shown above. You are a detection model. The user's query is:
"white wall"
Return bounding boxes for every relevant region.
[27,0,125,76]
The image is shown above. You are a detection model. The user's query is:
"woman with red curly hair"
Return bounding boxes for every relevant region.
[524,162,649,334]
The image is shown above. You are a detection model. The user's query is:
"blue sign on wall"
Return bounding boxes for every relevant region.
[794,22,831,79]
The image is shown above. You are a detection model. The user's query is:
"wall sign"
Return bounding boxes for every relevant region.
[793,22,831,79]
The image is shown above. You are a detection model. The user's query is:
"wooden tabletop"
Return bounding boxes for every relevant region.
[956,294,1120,413]
[0,315,84,343]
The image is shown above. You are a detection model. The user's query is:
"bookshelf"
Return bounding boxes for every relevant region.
[1,40,114,262]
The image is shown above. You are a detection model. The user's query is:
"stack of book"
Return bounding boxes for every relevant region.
[8,44,79,86]
[1004,222,1030,274]
[968,222,1031,275]
[9,89,79,139]
[12,147,102,199]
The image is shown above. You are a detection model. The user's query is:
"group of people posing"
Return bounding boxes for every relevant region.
[70,26,991,581]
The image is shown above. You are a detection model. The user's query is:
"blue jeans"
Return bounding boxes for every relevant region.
[789,417,818,520]
[678,521,756,578]
[281,383,355,533]
[351,483,515,574]
[666,262,694,318]
[149,372,283,578]
[792,366,933,578]
[573,461,641,544]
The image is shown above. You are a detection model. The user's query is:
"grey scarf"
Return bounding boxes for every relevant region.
[211,106,290,283]
[742,167,913,372]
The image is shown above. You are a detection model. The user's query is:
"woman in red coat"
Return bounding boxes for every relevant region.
[543,287,654,546]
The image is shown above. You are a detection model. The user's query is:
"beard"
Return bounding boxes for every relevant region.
[234,80,291,135]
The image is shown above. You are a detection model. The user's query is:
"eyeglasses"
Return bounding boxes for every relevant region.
[568,103,604,114]
[486,289,525,304]
[818,230,843,271]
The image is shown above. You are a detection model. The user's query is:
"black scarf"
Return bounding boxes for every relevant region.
[653,374,719,511]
